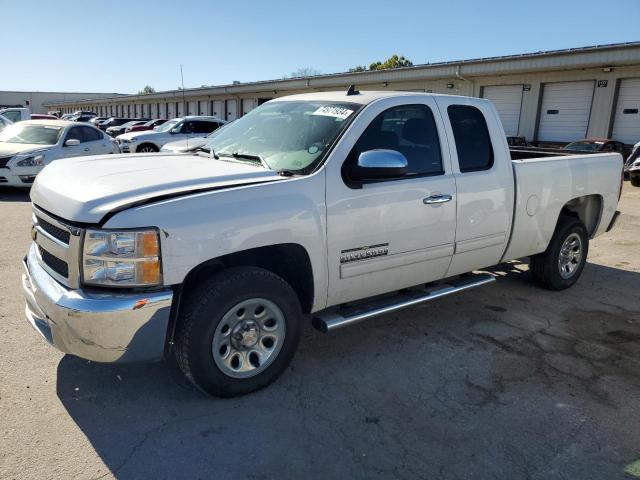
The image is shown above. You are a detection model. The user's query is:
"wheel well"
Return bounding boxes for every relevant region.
[559,194,602,237]
[136,142,158,152]
[182,244,314,313]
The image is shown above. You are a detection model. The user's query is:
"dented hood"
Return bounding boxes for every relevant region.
[30,153,282,223]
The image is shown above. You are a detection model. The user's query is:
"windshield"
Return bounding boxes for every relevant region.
[205,101,360,173]
[155,119,181,132]
[0,124,63,145]
[564,141,603,152]
[121,121,141,128]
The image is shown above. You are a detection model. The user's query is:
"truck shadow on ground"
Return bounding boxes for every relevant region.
[0,187,30,202]
[56,261,640,480]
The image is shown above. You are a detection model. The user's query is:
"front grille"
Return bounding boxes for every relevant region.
[36,216,71,244]
[39,246,69,278]
[0,156,12,168]
[0,177,6,183]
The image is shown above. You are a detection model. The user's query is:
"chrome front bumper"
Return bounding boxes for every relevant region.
[22,244,173,363]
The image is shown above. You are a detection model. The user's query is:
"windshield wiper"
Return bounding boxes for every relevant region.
[217,151,268,168]
[194,146,219,159]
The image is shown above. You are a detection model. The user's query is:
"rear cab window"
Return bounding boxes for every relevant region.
[447,105,494,172]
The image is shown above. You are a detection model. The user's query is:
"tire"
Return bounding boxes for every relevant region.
[175,266,302,397]
[631,174,640,187]
[136,143,159,153]
[529,215,588,290]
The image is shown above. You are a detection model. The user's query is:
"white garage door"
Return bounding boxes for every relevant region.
[226,100,237,121]
[612,78,640,145]
[482,85,523,136]
[538,81,595,142]
[242,98,255,116]
[212,100,224,119]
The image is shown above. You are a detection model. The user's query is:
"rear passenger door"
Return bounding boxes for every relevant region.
[80,126,111,155]
[325,98,457,306]
[434,97,514,276]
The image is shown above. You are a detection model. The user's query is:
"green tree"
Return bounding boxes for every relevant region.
[138,85,156,94]
[349,65,367,73]
[289,67,321,78]
[369,54,413,71]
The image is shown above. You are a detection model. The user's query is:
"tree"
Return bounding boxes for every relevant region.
[288,67,321,78]
[349,65,367,73]
[369,55,413,71]
[138,85,156,95]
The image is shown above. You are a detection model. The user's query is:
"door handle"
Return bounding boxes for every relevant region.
[423,194,452,205]
[83,148,90,152]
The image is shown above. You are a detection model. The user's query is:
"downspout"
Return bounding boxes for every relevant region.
[455,65,475,96]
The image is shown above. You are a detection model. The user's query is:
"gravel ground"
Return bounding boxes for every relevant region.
[1,183,639,480]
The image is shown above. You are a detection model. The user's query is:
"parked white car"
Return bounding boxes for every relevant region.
[627,141,640,186]
[116,116,225,153]
[161,120,228,154]
[0,120,119,187]
[22,91,622,397]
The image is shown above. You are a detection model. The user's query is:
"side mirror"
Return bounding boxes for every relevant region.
[64,139,80,147]
[170,127,180,134]
[348,149,408,181]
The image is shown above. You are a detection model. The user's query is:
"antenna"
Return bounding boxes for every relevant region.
[346,84,359,96]
[180,64,188,149]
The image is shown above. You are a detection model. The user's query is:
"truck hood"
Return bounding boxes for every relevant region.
[0,143,51,157]
[30,153,283,223]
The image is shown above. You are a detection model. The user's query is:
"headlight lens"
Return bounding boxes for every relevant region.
[82,229,162,287]
[16,154,45,167]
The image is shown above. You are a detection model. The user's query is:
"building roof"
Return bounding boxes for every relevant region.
[45,41,640,107]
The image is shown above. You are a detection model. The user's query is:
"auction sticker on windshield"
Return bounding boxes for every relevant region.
[312,106,354,120]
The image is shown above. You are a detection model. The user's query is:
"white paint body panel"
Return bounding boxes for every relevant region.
[29,91,623,314]
[538,81,595,142]
[612,77,640,144]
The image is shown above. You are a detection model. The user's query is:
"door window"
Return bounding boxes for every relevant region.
[80,126,103,142]
[448,105,494,172]
[2,110,21,122]
[346,104,443,178]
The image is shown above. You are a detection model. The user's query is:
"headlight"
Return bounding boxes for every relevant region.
[17,154,45,167]
[82,228,162,287]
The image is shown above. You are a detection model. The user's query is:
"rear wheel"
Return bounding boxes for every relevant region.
[137,143,158,153]
[530,215,588,290]
[175,267,302,397]
[630,174,640,187]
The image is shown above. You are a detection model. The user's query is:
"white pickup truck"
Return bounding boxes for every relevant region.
[22,90,623,397]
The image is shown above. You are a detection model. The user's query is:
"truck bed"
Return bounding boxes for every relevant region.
[501,152,622,262]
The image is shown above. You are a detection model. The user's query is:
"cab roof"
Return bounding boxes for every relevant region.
[273,89,480,105]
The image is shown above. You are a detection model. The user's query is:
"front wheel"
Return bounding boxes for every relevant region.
[530,215,589,290]
[630,174,640,187]
[136,143,159,153]
[175,267,302,397]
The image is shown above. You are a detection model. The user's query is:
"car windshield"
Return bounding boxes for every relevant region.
[205,101,360,173]
[564,141,603,152]
[0,124,63,145]
[155,119,180,132]
[121,121,141,128]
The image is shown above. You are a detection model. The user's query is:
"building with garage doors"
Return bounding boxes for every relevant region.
[1,91,123,115]
[45,42,640,146]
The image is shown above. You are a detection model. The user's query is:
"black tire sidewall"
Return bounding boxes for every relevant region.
[181,267,302,397]
[137,143,158,153]
[630,175,640,187]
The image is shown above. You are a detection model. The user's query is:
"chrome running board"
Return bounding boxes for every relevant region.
[312,273,495,333]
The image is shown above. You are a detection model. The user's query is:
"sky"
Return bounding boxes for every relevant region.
[1,0,639,94]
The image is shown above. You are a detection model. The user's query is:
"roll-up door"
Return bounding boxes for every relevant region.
[212,100,224,119]
[226,99,237,121]
[482,85,523,136]
[242,98,255,116]
[611,78,640,145]
[537,81,595,142]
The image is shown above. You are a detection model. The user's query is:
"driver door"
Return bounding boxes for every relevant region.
[324,97,457,307]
